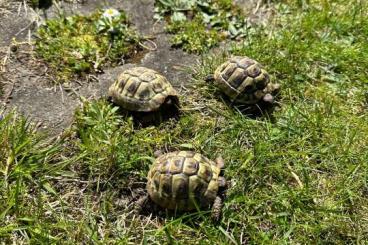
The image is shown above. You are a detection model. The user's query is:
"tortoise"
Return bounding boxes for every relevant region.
[108,67,179,124]
[135,151,226,221]
[208,56,280,105]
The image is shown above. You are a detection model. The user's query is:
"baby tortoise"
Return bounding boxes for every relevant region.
[108,67,180,124]
[135,151,226,221]
[208,56,280,106]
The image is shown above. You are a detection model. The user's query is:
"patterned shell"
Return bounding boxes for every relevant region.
[108,67,178,112]
[147,151,221,211]
[214,56,271,104]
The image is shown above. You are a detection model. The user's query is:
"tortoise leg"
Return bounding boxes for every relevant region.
[218,176,226,188]
[215,156,225,169]
[211,196,223,222]
[205,74,215,83]
[134,194,149,215]
[106,96,113,103]
[154,150,163,158]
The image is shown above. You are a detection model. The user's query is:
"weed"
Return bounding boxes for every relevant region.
[74,100,153,179]
[167,16,224,53]
[35,9,141,82]
[155,0,249,53]
[0,111,67,243]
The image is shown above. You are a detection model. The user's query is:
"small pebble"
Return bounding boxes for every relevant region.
[10,45,18,52]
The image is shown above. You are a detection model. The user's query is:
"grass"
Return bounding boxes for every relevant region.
[1,0,368,243]
[35,9,141,82]
[155,0,248,53]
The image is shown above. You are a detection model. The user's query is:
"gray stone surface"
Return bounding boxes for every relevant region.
[0,0,197,134]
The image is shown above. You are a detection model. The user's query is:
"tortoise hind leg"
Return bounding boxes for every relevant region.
[215,156,225,169]
[211,196,223,222]
[134,194,149,215]
[205,74,215,83]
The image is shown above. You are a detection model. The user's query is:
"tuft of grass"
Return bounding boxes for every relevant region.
[35,9,141,82]
[74,100,153,179]
[167,16,224,53]
[0,111,67,243]
[155,0,249,53]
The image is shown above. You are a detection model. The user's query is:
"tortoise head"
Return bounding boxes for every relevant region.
[164,96,180,107]
[160,96,180,120]
[165,98,173,106]
[154,150,164,158]
[262,93,274,104]
[262,82,281,104]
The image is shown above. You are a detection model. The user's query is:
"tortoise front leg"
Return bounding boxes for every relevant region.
[211,196,223,222]
[205,74,215,83]
[215,156,225,169]
[134,194,149,215]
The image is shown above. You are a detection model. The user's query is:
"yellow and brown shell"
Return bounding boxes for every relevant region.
[108,67,178,112]
[214,56,280,104]
[147,151,222,211]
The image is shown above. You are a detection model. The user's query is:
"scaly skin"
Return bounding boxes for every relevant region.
[211,196,223,222]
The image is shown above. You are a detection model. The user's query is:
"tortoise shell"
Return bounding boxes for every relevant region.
[108,67,178,112]
[214,56,279,104]
[147,151,222,211]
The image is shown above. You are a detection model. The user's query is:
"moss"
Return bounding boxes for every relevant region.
[35,10,141,82]
[166,16,224,53]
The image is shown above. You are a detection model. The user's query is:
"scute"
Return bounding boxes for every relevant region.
[125,77,141,97]
[160,160,171,174]
[189,175,208,199]
[218,61,229,73]
[255,72,269,89]
[204,178,219,200]
[152,171,161,191]
[246,64,261,78]
[182,157,199,176]
[140,71,157,82]
[127,67,147,77]
[234,56,254,68]
[146,151,223,211]
[172,174,189,200]
[151,79,165,93]
[169,157,184,174]
[159,174,172,198]
[238,76,256,94]
[197,163,213,182]
[108,67,178,112]
[221,62,238,81]
[134,82,154,101]
[178,151,195,158]
[227,67,246,89]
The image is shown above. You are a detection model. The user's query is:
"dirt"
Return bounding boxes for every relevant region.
[0,0,266,134]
